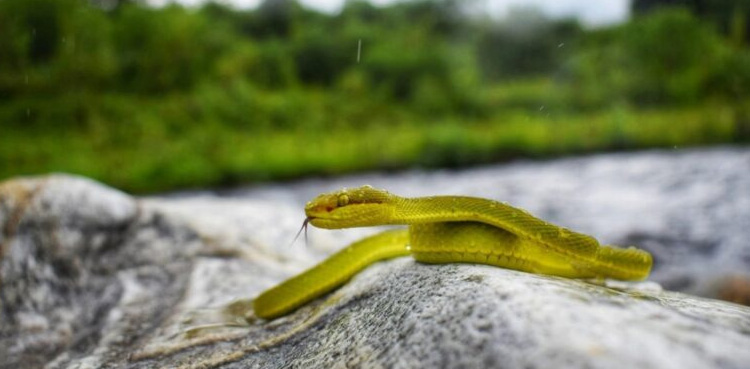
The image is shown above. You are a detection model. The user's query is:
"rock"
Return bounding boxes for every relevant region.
[132,262,750,369]
[1,150,750,368]
[0,174,202,368]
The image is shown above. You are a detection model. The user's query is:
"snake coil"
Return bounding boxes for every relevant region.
[254,186,653,319]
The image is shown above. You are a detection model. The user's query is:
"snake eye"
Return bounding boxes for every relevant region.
[337,194,349,207]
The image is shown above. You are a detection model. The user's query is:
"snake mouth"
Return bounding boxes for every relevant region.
[304,204,336,218]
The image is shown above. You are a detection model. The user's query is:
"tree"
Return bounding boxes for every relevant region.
[632,0,750,44]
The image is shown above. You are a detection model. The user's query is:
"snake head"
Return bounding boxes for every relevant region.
[305,185,396,229]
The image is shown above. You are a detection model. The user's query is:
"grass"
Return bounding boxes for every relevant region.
[1,81,746,193]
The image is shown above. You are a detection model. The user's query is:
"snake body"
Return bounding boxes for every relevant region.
[254,186,653,319]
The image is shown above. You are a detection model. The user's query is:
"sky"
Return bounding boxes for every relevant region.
[148,0,631,27]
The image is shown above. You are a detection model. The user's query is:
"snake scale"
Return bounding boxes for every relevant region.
[253,186,653,319]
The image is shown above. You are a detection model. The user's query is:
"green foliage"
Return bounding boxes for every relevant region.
[624,8,727,103]
[113,4,233,93]
[632,0,750,45]
[291,25,350,86]
[476,8,583,80]
[711,47,750,99]
[0,0,116,96]
[0,0,748,192]
[564,7,733,107]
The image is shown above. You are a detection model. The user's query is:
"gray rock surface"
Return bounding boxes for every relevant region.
[1,147,749,369]
[0,175,203,368]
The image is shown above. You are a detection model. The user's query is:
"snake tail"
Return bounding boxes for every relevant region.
[253,229,410,320]
[585,245,653,280]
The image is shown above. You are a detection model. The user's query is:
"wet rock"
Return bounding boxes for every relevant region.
[1,148,750,369]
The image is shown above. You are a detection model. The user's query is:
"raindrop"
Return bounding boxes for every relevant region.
[558,43,565,48]
[357,39,362,63]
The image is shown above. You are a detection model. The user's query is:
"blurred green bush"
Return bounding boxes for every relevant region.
[0,0,748,192]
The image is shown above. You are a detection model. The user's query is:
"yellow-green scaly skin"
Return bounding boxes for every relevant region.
[253,186,653,319]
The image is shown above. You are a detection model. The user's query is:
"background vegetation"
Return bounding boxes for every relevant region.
[1,0,748,192]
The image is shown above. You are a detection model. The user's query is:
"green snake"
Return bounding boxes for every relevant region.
[253,186,653,319]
